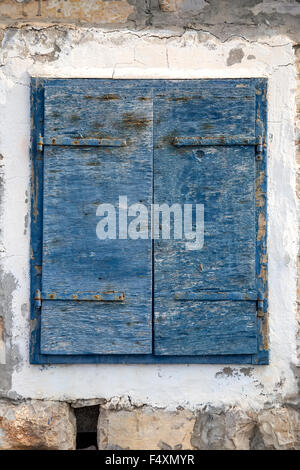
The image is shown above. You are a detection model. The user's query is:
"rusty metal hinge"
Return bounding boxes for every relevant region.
[256,136,263,161]
[37,134,43,152]
[34,289,42,308]
[257,291,264,318]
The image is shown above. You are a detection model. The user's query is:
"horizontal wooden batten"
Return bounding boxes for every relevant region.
[174,291,258,301]
[42,136,127,147]
[173,136,257,147]
[42,292,125,301]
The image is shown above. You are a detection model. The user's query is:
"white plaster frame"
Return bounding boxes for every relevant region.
[0,30,297,409]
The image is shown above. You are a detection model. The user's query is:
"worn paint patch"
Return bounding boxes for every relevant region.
[215,367,234,378]
[215,367,253,379]
[256,171,265,207]
[240,367,253,377]
[257,212,266,241]
[227,48,244,66]
[260,313,269,351]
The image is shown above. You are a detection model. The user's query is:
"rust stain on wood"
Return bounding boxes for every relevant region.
[257,212,266,241]
[260,314,269,350]
[256,171,265,207]
[121,112,151,130]
[99,94,120,101]
[258,264,267,288]
[34,265,42,274]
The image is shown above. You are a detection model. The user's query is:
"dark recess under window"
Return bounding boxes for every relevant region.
[75,406,99,450]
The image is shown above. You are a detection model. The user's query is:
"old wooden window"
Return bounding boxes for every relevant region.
[30,78,268,364]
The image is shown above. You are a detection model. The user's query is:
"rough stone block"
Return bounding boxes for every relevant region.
[98,406,195,450]
[191,407,256,450]
[159,0,179,12]
[0,400,76,450]
[255,407,300,450]
[0,0,133,24]
[98,405,300,450]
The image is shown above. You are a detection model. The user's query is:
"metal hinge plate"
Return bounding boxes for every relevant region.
[257,291,265,317]
[37,134,43,152]
[256,136,263,161]
[34,289,42,308]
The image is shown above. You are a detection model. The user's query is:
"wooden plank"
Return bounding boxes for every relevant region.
[154,91,256,143]
[153,146,256,293]
[31,352,254,365]
[154,300,257,355]
[44,136,127,147]
[173,136,256,146]
[30,78,44,364]
[44,86,153,144]
[43,78,256,98]
[41,300,151,355]
[174,291,257,301]
[42,291,125,301]
[253,79,269,364]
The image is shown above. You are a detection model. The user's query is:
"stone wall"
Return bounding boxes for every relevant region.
[0,399,76,449]
[0,1,299,43]
[1,399,300,450]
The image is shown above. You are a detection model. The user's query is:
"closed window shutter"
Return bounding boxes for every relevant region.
[30,79,267,364]
[38,82,153,355]
[153,82,264,356]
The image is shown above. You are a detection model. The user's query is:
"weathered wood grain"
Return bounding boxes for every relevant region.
[174,291,257,301]
[154,300,257,355]
[153,89,257,355]
[41,85,153,355]
[153,145,256,293]
[41,300,152,355]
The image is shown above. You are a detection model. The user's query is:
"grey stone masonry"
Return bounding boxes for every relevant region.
[0,399,76,450]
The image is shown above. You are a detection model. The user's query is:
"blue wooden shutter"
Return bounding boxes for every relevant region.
[33,80,153,356]
[153,80,267,361]
[30,78,267,364]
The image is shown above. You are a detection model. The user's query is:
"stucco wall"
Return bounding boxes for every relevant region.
[0,0,299,451]
[0,26,298,410]
[0,1,299,42]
